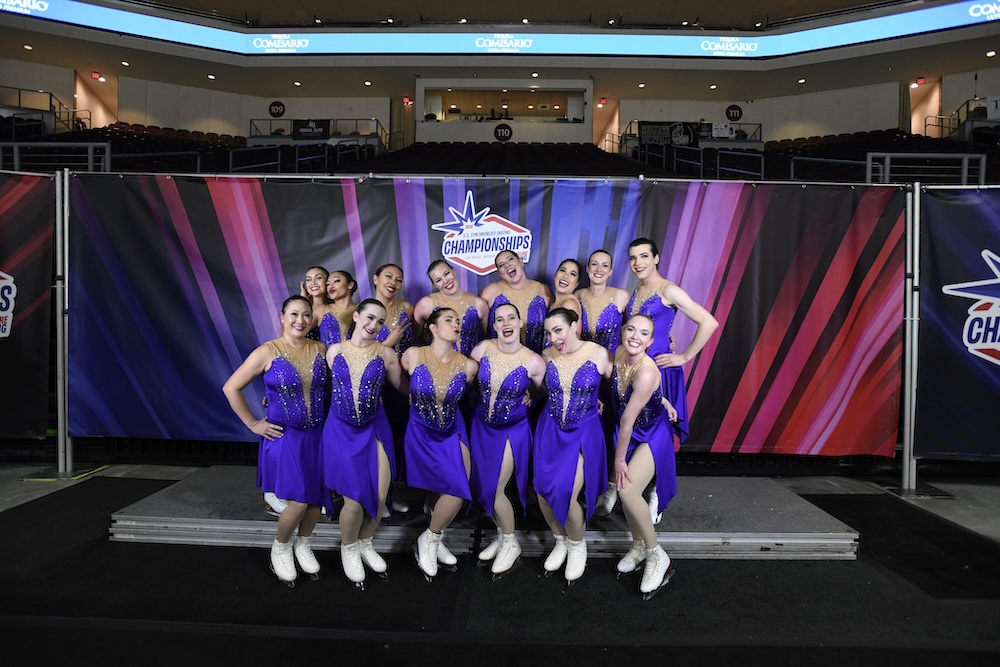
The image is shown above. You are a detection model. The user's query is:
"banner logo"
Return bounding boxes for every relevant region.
[431,191,532,276]
[0,270,16,338]
[942,249,1000,366]
[969,3,1000,20]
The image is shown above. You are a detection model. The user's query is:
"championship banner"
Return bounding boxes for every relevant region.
[0,173,55,439]
[916,187,1000,461]
[68,175,904,457]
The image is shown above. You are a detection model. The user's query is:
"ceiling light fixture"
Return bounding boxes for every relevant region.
[638,82,645,88]
[988,50,997,57]
[797,78,806,84]
[459,18,467,24]
[121,60,130,66]
[522,18,529,24]
[710,84,717,90]
[23,44,33,51]
[531,72,539,78]
[208,74,216,80]
[98,77,106,83]
[364,80,372,86]
[293,81,302,87]
[314,15,321,24]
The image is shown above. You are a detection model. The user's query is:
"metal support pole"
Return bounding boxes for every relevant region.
[901,183,920,492]
[55,169,68,473]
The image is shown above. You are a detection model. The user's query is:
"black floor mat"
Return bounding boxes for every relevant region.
[802,493,1000,600]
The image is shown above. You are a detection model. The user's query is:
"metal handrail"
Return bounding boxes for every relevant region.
[866,152,987,185]
[0,141,111,171]
[790,156,880,182]
[229,145,282,173]
[671,145,703,179]
[716,149,763,180]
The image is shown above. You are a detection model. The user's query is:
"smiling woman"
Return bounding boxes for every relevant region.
[221,294,327,589]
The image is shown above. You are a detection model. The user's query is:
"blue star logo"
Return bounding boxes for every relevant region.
[943,250,1000,303]
[432,191,489,236]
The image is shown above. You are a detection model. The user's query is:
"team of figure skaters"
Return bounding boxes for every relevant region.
[223,238,718,600]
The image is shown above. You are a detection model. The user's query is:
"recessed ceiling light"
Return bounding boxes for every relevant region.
[597,102,604,108]
[98,77,106,83]
[207,74,216,80]
[798,78,806,84]
[502,89,507,93]
[553,105,560,110]
[531,72,539,78]
[450,104,457,108]
[681,21,689,26]
[638,83,645,88]
[754,21,762,28]
[527,104,534,109]
[364,80,372,86]
[476,104,483,109]
[710,84,717,90]
[988,50,997,58]
[459,18,467,24]
[121,61,130,67]
[522,18,529,24]
[910,81,919,88]
[608,19,616,25]
[23,44,33,51]
[293,81,302,87]
[501,104,509,109]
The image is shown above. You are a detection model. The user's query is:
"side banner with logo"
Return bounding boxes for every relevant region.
[0,173,55,439]
[68,175,903,457]
[916,188,1000,461]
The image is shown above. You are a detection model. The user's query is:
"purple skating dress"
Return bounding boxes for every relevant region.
[579,290,623,356]
[469,343,535,516]
[404,347,472,500]
[612,355,678,514]
[255,340,328,507]
[533,353,607,525]
[487,281,548,353]
[428,292,481,356]
[626,283,689,442]
[318,304,356,347]
[322,342,395,519]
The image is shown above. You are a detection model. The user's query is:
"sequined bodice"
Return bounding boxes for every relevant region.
[475,343,534,426]
[375,304,413,357]
[328,342,385,427]
[263,340,327,430]
[430,292,480,356]
[626,284,677,357]
[579,290,623,354]
[410,347,468,430]
[488,282,548,353]
[319,304,356,347]
[612,356,665,432]
[544,355,600,430]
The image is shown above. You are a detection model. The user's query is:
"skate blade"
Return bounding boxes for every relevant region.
[307,572,320,582]
[269,563,296,589]
[491,556,522,582]
[616,567,640,580]
[565,576,583,587]
[353,580,365,591]
[439,563,459,573]
[414,545,437,582]
[640,567,675,601]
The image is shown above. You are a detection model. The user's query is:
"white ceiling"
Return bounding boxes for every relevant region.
[1,0,997,120]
